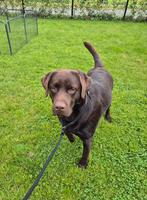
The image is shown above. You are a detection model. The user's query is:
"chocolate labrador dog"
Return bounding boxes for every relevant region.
[41,42,113,168]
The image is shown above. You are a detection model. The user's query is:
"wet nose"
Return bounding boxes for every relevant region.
[55,102,66,111]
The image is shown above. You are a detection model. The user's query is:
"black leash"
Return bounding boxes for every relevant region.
[23,128,65,200]
[22,95,91,200]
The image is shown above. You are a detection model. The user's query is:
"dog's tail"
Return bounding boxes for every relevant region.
[84,42,103,68]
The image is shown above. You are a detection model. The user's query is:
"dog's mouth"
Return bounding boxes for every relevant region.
[53,108,72,118]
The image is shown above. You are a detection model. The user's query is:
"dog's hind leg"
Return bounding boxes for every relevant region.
[105,106,112,123]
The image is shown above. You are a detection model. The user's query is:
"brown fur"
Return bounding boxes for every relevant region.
[41,42,113,168]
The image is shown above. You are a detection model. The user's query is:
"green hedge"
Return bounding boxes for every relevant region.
[0,0,146,21]
[1,0,146,9]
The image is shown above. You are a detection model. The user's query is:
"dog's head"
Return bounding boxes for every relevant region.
[41,70,91,117]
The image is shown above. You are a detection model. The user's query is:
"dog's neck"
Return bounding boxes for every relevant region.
[59,93,92,133]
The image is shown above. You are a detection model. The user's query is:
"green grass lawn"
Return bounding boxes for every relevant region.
[0,19,147,200]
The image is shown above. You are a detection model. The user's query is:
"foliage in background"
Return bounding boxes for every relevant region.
[0,1,147,21]
[1,0,146,9]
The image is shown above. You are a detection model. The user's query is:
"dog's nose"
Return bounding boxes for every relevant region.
[55,102,66,111]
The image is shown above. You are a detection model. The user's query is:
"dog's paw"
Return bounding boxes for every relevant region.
[105,115,112,123]
[69,137,75,143]
[77,159,88,169]
[66,133,75,143]
[69,135,75,143]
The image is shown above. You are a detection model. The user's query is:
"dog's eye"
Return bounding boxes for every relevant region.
[67,87,76,94]
[50,87,58,93]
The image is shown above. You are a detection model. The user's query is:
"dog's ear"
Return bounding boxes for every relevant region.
[41,72,53,97]
[78,71,91,99]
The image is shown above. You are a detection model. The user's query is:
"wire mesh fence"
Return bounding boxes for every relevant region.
[0,13,38,55]
[0,20,9,54]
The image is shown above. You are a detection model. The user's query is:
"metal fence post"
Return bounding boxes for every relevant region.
[71,0,74,18]
[23,15,28,43]
[6,12,11,32]
[123,0,129,20]
[35,15,38,35]
[22,0,25,14]
[5,22,12,55]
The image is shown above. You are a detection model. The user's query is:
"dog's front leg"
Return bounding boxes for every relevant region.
[66,132,75,143]
[78,137,92,168]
